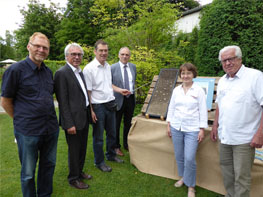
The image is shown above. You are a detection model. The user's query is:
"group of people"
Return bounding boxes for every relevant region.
[167,46,263,197]
[1,31,263,197]
[1,32,136,195]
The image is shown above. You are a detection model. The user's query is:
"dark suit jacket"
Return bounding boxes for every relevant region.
[111,62,136,110]
[54,64,88,130]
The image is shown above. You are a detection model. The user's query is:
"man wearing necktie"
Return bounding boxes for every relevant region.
[111,47,137,156]
[54,43,93,189]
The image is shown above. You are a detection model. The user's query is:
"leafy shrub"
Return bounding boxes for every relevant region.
[44,60,65,75]
[196,0,263,76]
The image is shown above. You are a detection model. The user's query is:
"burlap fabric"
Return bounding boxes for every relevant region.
[128,115,263,197]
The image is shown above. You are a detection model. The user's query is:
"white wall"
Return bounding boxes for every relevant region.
[176,11,201,33]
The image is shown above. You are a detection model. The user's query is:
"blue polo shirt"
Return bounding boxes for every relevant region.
[1,57,59,136]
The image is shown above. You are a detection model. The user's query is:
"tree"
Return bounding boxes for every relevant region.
[173,27,199,65]
[15,0,62,60]
[0,31,16,61]
[196,0,263,76]
[55,0,101,59]
[168,0,200,11]
[105,0,181,57]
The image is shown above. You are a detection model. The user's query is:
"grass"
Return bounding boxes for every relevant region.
[0,105,221,197]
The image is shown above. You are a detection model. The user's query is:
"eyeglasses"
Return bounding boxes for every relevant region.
[221,56,237,64]
[30,42,49,51]
[120,53,130,57]
[69,53,83,57]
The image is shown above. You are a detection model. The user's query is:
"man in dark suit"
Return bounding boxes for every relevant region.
[54,43,92,189]
[111,47,137,156]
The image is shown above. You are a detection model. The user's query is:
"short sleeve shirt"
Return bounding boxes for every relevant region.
[83,58,115,104]
[1,57,59,136]
[216,65,263,145]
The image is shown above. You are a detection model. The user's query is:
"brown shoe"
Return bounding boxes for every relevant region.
[80,172,92,180]
[69,180,89,189]
[115,148,124,156]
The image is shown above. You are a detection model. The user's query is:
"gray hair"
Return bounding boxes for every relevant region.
[218,45,242,61]
[119,47,131,55]
[64,43,84,58]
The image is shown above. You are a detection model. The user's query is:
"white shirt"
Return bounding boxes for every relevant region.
[119,61,133,94]
[166,83,208,132]
[83,58,115,104]
[216,65,263,145]
[67,62,89,106]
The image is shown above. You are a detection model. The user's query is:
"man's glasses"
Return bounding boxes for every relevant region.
[120,53,130,57]
[69,53,83,57]
[221,56,237,64]
[30,42,49,51]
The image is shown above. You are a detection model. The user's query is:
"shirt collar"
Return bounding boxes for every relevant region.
[94,58,108,68]
[226,64,245,79]
[67,62,81,73]
[119,61,129,68]
[26,56,46,71]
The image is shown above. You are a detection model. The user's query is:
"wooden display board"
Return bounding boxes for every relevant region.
[145,68,179,120]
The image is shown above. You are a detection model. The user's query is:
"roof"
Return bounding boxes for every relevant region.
[0,59,17,64]
[181,5,207,17]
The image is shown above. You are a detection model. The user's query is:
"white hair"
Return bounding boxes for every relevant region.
[64,43,84,58]
[218,45,242,61]
[119,47,131,55]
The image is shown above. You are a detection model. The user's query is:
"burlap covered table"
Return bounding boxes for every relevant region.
[128,115,263,197]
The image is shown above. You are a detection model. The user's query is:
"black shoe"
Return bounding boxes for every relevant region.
[96,163,112,172]
[80,172,92,180]
[69,180,89,189]
[107,156,124,163]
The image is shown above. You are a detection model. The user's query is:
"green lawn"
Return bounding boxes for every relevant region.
[0,106,221,197]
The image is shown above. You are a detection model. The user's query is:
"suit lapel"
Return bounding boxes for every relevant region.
[65,64,84,94]
[117,63,124,88]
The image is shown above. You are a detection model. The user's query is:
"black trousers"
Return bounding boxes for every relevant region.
[65,122,89,183]
[115,94,135,150]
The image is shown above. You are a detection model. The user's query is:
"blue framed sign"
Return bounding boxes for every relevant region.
[193,78,215,110]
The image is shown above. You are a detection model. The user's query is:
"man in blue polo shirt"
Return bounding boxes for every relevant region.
[1,32,59,197]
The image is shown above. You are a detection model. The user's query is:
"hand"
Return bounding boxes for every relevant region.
[120,89,131,96]
[198,129,205,143]
[167,124,172,138]
[67,126,76,135]
[250,131,263,148]
[91,110,97,123]
[210,126,218,142]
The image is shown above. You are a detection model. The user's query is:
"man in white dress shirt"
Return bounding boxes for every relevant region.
[54,43,92,189]
[83,40,130,172]
[210,45,263,197]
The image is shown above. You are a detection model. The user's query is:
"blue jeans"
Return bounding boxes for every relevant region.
[92,104,116,166]
[14,130,59,197]
[170,127,199,187]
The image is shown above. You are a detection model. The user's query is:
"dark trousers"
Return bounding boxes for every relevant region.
[65,123,89,183]
[92,103,116,166]
[115,94,135,150]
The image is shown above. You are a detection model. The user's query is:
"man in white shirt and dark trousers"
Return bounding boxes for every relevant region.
[210,45,263,197]
[83,40,130,172]
[111,47,136,156]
